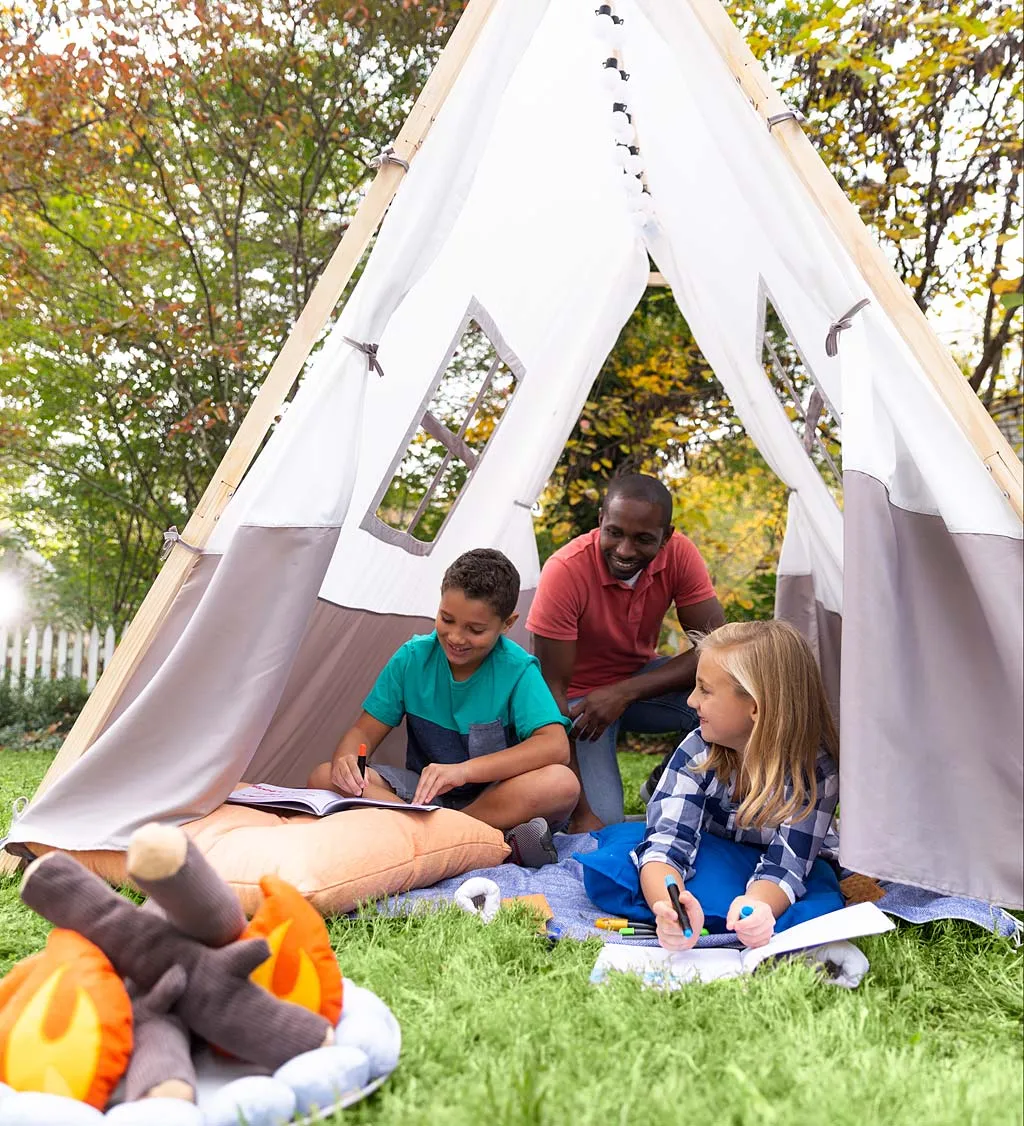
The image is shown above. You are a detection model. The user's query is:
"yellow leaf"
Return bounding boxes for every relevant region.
[992,278,1021,295]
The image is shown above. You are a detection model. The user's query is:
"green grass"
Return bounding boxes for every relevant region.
[1,747,1021,1126]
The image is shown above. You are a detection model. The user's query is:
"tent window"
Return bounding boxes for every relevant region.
[761,297,843,497]
[365,302,522,554]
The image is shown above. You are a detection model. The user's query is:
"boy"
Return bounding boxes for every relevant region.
[308,548,579,866]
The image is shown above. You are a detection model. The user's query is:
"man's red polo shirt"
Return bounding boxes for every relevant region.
[526,528,716,698]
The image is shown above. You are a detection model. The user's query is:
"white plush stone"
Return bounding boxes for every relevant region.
[334,982,402,1079]
[0,1091,105,1124]
[105,1097,204,1125]
[201,1076,297,1126]
[274,1046,370,1115]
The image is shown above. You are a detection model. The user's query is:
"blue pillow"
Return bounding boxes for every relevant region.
[575,822,843,933]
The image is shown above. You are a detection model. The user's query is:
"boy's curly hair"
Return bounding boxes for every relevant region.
[441,548,520,621]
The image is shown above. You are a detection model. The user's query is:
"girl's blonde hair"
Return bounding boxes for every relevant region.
[696,620,838,830]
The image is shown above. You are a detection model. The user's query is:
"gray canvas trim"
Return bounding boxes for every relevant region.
[9,525,340,852]
[839,470,1023,908]
[360,297,526,556]
[774,572,842,723]
[246,588,537,787]
[104,551,221,730]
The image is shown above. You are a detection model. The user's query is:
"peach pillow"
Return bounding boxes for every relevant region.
[19,806,510,915]
[181,805,510,915]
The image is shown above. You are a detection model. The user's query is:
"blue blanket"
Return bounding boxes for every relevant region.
[576,822,845,934]
[377,828,1019,945]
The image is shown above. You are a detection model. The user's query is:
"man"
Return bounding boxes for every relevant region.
[527,474,725,831]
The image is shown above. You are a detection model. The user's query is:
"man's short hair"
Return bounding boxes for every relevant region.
[441,548,521,620]
[603,474,673,528]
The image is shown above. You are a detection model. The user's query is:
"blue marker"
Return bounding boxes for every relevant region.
[664,875,692,938]
[740,905,754,918]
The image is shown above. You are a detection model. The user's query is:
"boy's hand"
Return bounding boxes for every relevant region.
[726,897,775,948]
[330,754,365,797]
[652,891,703,952]
[413,762,471,805]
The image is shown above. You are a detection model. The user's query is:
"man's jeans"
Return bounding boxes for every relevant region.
[570,658,699,826]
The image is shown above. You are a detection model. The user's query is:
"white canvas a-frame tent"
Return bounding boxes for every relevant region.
[6,0,1022,907]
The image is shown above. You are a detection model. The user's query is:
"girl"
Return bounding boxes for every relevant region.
[635,620,839,950]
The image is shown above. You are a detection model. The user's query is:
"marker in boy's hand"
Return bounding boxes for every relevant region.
[330,735,369,796]
[726,898,775,948]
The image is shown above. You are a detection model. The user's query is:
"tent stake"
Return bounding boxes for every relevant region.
[0,0,500,873]
[674,0,1023,521]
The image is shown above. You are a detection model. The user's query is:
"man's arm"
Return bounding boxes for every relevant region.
[532,635,577,718]
[566,596,726,741]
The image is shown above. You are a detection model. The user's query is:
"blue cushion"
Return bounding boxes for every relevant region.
[575,822,843,933]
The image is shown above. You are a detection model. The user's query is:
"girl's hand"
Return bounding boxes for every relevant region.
[726,897,775,948]
[652,891,704,952]
[413,762,470,805]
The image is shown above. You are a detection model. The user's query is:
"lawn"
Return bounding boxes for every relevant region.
[1,747,1021,1126]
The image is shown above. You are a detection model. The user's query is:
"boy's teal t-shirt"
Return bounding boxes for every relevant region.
[363,632,570,783]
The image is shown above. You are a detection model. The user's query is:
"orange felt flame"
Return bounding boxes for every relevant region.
[244,876,343,1024]
[0,929,132,1109]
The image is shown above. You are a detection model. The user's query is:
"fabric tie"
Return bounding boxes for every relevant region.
[343,337,385,377]
[370,144,410,172]
[161,526,203,561]
[825,298,870,357]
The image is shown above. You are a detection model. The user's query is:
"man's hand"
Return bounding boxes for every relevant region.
[652,890,704,951]
[330,754,365,797]
[412,761,471,806]
[568,684,630,741]
[726,896,776,948]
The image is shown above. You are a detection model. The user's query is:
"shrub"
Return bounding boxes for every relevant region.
[0,677,90,734]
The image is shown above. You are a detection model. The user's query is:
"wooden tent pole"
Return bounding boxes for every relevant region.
[5,0,499,848]
[683,0,1024,521]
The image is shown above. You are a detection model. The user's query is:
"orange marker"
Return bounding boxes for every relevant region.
[594,917,630,931]
[357,743,367,779]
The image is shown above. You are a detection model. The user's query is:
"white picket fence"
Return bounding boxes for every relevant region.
[0,625,118,693]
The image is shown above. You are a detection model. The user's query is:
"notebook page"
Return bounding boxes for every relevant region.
[740,902,895,973]
[228,784,340,814]
[591,943,745,988]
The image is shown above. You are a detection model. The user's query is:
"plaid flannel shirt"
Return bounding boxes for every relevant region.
[633,730,840,904]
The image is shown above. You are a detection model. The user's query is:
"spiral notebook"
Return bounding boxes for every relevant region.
[226,783,439,816]
[590,902,894,987]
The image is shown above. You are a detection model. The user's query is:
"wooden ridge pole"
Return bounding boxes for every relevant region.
[4,0,499,865]
[682,0,1024,521]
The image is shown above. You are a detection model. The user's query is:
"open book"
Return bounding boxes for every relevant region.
[226,783,440,817]
[590,902,894,987]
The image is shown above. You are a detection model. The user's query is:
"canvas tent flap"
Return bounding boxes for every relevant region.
[839,317,1023,906]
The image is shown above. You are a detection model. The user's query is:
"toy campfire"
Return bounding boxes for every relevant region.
[0,824,400,1125]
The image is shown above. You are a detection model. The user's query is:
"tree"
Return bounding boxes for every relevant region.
[732,0,1022,403]
[0,0,464,625]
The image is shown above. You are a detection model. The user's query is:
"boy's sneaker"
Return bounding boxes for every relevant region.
[505,818,558,868]
[639,750,674,805]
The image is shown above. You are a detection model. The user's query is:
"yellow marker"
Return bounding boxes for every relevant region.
[594,917,630,931]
